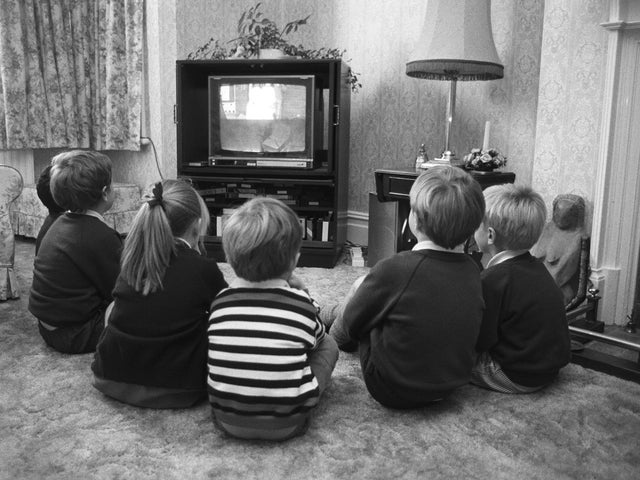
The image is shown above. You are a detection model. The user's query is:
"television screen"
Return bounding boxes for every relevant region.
[209,75,315,167]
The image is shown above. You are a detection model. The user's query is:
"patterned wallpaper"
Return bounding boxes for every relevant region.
[4,0,611,225]
[532,0,608,226]
[176,0,546,214]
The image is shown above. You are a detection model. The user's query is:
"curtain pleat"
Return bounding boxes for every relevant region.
[0,0,143,151]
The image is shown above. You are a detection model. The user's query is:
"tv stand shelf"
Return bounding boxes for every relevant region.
[176,59,350,268]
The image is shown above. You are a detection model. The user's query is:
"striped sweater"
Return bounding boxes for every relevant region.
[207,284,325,431]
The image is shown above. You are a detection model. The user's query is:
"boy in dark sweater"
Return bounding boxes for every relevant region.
[471,184,570,393]
[29,151,122,354]
[328,166,486,408]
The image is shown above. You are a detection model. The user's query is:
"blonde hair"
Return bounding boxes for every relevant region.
[222,197,301,281]
[483,184,547,250]
[409,166,485,249]
[120,179,210,295]
[50,150,112,212]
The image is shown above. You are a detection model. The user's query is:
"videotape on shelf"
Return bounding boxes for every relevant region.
[197,187,226,196]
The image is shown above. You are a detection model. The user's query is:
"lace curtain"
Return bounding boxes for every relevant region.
[0,0,144,150]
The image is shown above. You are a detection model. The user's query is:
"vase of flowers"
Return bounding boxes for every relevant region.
[463,148,507,172]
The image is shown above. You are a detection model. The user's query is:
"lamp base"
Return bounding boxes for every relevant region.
[419,150,460,169]
[419,158,451,169]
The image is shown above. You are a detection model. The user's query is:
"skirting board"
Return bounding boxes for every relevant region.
[346,209,368,247]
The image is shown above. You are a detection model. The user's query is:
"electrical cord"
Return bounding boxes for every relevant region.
[140,136,163,180]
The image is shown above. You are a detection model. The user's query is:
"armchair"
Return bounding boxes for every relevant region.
[0,165,24,301]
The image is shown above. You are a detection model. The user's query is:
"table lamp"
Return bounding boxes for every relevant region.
[406,0,504,165]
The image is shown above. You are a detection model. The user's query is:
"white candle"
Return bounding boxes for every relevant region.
[482,121,491,151]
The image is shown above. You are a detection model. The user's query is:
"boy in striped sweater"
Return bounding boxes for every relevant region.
[207,197,339,440]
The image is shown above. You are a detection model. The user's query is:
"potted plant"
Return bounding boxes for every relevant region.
[187,3,362,93]
[231,2,310,59]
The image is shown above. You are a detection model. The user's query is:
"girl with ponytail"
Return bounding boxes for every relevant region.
[92,179,227,408]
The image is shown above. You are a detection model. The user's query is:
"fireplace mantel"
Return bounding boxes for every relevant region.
[590,0,640,324]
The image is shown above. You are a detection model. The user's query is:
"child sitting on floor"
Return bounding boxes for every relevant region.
[207,197,338,440]
[35,164,65,255]
[471,184,571,393]
[92,179,227,408]
[29,150,122,354]
[327,165,486,409]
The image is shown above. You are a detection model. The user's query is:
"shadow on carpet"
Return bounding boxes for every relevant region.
[1,239,639,480]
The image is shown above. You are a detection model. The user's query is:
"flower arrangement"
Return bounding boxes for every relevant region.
[463,148,507,172]
[186,3,362,93]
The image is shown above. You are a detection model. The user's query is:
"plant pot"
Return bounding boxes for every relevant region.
[258,49,287,59]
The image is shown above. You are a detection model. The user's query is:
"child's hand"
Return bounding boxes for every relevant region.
[288,273,308,293]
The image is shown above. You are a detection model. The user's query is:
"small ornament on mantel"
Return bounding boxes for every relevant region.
[414,144,428,171]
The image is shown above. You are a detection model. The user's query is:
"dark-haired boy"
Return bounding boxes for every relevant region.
[29,150,122,354]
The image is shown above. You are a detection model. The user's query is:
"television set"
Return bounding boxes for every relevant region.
[208,75,323,169]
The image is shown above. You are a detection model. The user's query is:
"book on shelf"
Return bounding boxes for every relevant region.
[305,218,314,241]
[299,213,333,242]
[321,218,330,242]
[212,207,238,237]
[299,218,306,239]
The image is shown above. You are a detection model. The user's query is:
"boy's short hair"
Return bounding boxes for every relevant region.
[483,184,547,250]
[50,150,112,212]
[222,197,302,282]
[36,165,65,215]
[409,166,485,249]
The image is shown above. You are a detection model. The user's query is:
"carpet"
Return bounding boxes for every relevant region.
[1,239,639,480]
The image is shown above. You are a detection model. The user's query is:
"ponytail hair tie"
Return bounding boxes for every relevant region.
[147,182,164,209]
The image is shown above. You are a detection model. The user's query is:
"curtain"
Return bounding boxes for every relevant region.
[0,0,144,150]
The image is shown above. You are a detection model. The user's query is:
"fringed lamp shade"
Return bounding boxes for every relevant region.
[406,0,503,160]
[406,0,503,81]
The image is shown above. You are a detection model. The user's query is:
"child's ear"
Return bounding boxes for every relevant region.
[408,210,418,233]
[101,185,111,200]
[487,227,496,245]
